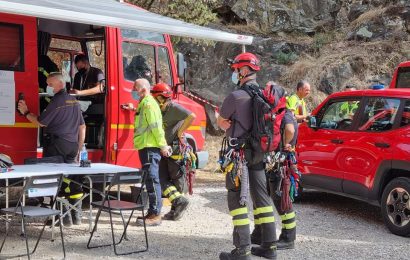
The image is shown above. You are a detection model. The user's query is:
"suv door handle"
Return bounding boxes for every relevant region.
[374,142,390,148]
[331,139,344,144]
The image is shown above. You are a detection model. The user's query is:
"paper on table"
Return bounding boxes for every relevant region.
[0,70,15,125]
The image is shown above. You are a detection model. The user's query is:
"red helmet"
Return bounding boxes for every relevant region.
[151,82,172,98]
[231,52,260,71]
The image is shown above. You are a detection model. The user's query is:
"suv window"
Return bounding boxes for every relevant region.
[358,97,400,132]
[319,99,361,130]
[400,99,410,127]
[0,22,24,71]
[122,42,155,83]
[396,67,410,88]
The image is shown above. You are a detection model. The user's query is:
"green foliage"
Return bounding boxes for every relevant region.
[275,51,298,65]
[313,32,333,54]
[127,0,217,26]
[127,0,217,45]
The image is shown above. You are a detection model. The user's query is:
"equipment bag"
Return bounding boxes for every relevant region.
[241,83,286,153]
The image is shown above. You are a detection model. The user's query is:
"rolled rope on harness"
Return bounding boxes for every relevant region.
[239,160,249,206]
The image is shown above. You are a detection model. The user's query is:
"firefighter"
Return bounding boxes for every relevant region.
[252,107,298,250]
[122,78,170,226]
[151,82,196,221]
[18,72,86,226]
[286,80,311,123]
[217,53,277,260]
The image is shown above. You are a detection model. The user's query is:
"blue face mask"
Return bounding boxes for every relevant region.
[231,72,240,85]
[131,90,140,100]
[46,85,55,96]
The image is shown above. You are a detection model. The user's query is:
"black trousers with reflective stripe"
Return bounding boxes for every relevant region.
[159,157,187,195]
[226,149,276,248]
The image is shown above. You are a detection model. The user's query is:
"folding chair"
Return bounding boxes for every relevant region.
[0,174,65,259]
[87,169,148,256]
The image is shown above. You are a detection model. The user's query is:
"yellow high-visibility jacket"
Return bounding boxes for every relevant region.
[134,95,167,150]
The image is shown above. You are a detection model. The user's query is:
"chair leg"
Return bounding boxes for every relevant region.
[0,219,10,253]
[21,216,31,260]
[87,207,103,249]
[59,215,66,259]
[142,207,149,251]
[119,210,128,241]
[117,210,135,244]
[31,217,48,255]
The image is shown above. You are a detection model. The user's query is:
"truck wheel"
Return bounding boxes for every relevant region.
[381,177,410,236]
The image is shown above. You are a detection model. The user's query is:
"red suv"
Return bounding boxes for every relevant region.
[297,88,410,236]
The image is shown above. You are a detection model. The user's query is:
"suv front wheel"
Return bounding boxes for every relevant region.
[381,177,410,236]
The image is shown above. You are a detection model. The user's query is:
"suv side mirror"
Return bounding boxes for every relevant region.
[308,116,317,129]
[177,52,187,82]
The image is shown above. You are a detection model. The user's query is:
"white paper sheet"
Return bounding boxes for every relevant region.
[0,70,15,125]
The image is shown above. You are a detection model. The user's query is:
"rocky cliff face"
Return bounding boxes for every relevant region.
[176,0,410,111]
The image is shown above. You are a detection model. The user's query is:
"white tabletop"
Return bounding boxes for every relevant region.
[0,163,140,179]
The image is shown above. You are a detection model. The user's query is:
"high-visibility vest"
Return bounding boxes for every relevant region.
[134,95,167,150]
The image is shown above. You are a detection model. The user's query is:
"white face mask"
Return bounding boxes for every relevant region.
[231,72,240,85]
[46,85,55,96]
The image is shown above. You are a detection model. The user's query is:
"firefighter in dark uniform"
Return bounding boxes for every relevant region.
[217,53,277,260]
[151,82,196,221]
[251,107,298,250]
[18,72,86,226]
[72,54,105,101]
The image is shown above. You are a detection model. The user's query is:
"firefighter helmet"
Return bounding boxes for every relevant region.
[231,52,260,71]
[151,82,173,98]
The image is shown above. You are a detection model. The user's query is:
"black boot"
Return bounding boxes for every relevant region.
[172,196,189,221]
[276,240,294,250]
[163,204,176,220]
[251,243,277,259]
[219,247,251,260]
[276,228,296,250]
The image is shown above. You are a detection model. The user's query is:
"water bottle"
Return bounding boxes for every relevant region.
[80,144,88,164]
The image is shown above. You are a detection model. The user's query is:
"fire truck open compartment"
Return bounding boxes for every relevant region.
[38,18,107,149]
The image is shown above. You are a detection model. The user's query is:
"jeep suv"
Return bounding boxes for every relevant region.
[297,88,410,236]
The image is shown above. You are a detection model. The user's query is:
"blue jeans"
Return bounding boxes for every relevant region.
[138,147,162,215]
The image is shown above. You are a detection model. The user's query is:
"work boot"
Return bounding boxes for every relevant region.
[251,243,277,259]
[136,213,162,226]
[276,239,294,250]
[219,247,251,260]
[276,229,296,250]
[172,196,189,221]
[163,204,176,220]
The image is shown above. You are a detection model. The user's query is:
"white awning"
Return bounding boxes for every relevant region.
[0,0,253,45]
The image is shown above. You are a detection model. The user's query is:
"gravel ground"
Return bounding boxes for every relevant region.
[1,171,409,260]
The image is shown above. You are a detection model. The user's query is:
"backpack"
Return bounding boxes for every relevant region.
[241,83,287,153]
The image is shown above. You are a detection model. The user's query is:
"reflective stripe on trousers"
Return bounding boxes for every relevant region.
[280,211,296,229]
[254,206,275,225]
[163,185,182,202]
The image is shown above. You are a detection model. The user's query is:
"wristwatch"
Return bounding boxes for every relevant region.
[23,111,30,117]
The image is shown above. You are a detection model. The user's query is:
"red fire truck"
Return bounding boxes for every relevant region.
[0,0,253,167]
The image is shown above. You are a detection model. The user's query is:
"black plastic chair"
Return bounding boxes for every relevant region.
[0,174,65,259]
[87,169,148,255]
